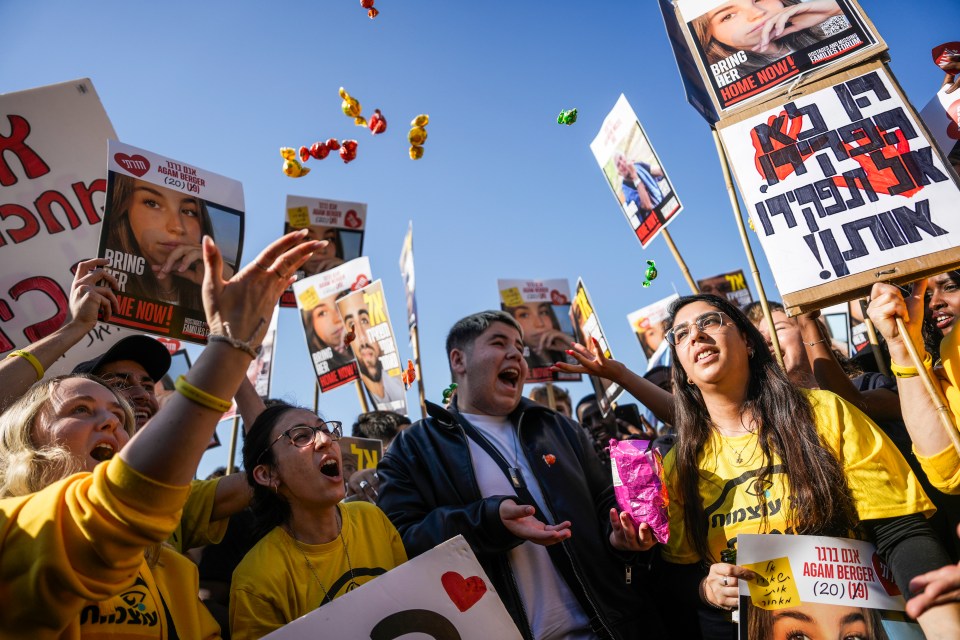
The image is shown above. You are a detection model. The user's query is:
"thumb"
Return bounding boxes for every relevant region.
[501,501,534,521]
[202,236,224,297]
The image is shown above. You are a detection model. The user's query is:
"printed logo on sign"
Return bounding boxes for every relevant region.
[114,153,150,177]
[344,209,363,228]
[550,289,568,305]
[352,275,370,291]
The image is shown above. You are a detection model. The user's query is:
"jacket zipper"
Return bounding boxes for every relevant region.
[515,410,616,640]
[454,420,536,640]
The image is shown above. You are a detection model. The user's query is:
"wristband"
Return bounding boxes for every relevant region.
[174,375,232,413]
[208,334,260,359]
[889,352,933,378]
[7,350,44,381]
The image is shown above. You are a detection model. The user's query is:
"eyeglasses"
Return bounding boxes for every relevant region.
[258,421,343,463]
[664,311,729,347]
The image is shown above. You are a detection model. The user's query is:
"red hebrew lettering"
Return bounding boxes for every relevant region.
[34,189,82,234]
[0,203,41,246]
[72,178,107,225]
[0,115,51,187]
[0,300,14,353]
[11,276,68,342]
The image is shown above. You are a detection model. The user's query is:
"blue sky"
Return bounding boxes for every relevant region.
[2,0,957,477]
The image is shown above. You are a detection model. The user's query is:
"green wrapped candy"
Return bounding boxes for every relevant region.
[557,108,578,125]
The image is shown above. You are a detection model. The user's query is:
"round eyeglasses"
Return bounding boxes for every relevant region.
[664,311,729,347]
[258,421,343,463]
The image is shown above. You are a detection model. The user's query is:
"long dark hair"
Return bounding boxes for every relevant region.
[242,402,303,538]
[667,294,857,563]
[105,172,214,308]
[692,0,827,77]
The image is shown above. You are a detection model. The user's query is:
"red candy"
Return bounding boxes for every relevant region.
[339,140,358,163]
[325,138,341,151]
[368,109,387,135]
[299,146,310,163]
[310,142,329,160]
[360,0,374,6]
[367,8,379,18]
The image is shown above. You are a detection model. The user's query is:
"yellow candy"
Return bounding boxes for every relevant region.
[409,145,424,160]
[282,159,310,178]
[354,116,367,127]
[408,126,427,146]
[280,146,297,161]
[411,114,429,127]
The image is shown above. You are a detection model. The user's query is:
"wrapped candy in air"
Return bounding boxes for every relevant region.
[609,439,669,544]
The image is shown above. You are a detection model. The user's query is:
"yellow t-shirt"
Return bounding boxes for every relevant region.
[915,325,960,493]
[662,389,934,565]
[229,501,406,640]
[167,478,229,554]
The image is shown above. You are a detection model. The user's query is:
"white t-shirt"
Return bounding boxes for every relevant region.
[461,412,594,640]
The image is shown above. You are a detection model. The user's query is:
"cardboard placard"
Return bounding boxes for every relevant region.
[263,535,522,640]
[98,141,244,342]
[627,293,679,367]
[697,269,754,308]
[919,84,960,169]
[0,78,141,373]
[497,278,581,383]
[590,94,683,249]
[339,436,384,482]
[718,62,960,314]
[293,257,372,393]
[336,279,408,415]
[737,534,920,639]
[570,279,623,417]
[279,195,366,307]
[672,0,885,119]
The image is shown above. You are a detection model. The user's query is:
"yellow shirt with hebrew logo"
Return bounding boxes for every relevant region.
[662,389,934,565]
[229,501,406,640]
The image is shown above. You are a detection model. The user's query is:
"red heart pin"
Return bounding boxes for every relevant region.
[871,552,900,596]
[441,571,486,612]
[344,209,363,229]
[113,153,150,177]
[351,275,370,291]
[550,289,568,306]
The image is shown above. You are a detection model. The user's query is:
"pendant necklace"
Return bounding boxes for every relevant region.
[287,506,358,605]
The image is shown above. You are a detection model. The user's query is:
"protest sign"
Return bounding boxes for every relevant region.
[293,257,371,393]
[571,279,623,417]
[718,62,960,313]
[497,278,581,383]
[590,94,683,249]
[672,0,884,119]
[919,84,960,170]
[697,269,754,308]
[399,221,418,334]
[263,535,522,640]
[339,436,384,484]
[97,141,244,343]
[737,534,920,639]
[336,280,408,415]
[0,78,144,374]
[279,195,366,307]
[627,293,679,370]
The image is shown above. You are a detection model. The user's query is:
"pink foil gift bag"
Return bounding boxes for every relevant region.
[609,438,670,544]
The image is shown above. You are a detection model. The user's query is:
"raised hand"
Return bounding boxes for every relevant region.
[608,508,656,552]
[756,0,841,53]
[69,258,120,326]
[499,499,572,546]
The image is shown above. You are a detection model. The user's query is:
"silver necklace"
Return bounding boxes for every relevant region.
[287,507,358,604]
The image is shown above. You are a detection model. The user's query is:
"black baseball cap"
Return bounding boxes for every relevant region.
[72,335,171,381]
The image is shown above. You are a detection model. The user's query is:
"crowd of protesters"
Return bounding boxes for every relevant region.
[3,223,960,639]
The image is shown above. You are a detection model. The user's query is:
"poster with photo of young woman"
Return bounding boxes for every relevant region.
[98,141,244,343]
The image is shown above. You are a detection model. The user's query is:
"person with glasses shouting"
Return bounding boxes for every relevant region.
[229,403,406,640]
[555,294,960,640]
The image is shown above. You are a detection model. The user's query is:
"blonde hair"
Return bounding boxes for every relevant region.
[0,374,136,498]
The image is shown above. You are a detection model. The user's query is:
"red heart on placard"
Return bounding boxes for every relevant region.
[932,42,960,70]
[872,552,901,596]
[441,571,486,612]
[344,209,362,229]
[156,337,182,355]
[550,289,568,306]
[113,153,150,177]
[351,275,370,291]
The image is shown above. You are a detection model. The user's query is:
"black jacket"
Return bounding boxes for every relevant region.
[377,398,666,640]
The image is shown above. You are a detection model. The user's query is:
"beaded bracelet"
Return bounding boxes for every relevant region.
[889,351,933,378]
[174,375,233,413]
[7,350,44,381]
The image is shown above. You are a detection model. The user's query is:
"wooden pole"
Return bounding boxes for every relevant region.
[710,128,784,370]
[226,415,240,475]
[544,381,557,411]
[355,379,371,413]
[895,317,960,454]
[661,229,699,295]
[410,325,428,420]
[313,379,320,415]
[862,316,890,378]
